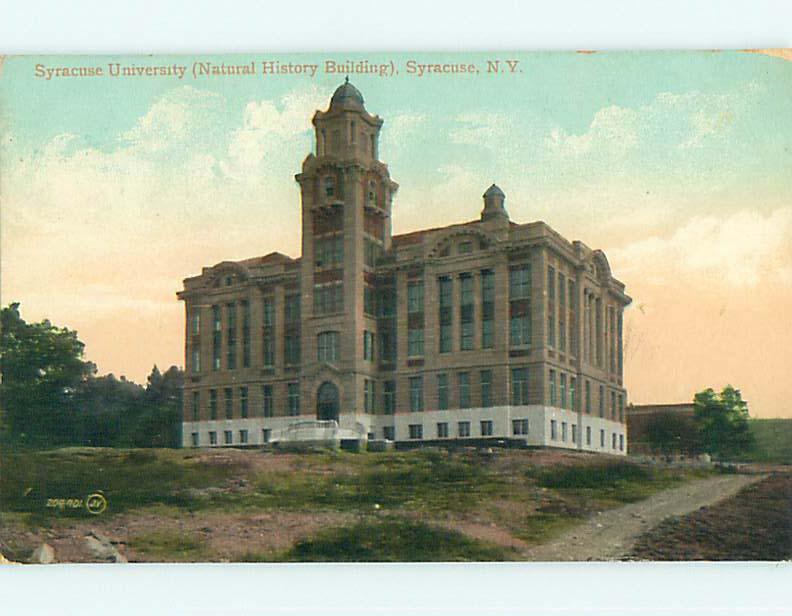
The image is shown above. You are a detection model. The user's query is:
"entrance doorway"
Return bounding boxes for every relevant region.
[316,381,340,422]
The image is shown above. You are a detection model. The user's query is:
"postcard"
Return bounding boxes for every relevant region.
[1,51,790,565]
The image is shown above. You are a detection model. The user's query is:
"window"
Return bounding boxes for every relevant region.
[224,388,233,419]
[570,377,577,411]
[560,374,567,409]
[437,422,449,438]
[407,281,424,314]
[285,294,301,323]
[318,331,339,362]
[287,383,300,416]
[585,380,591,414]
[383,381,396,415]
[586,426,592,446]
[510,312,530,347]
[212,305,221,370]
[509,265,531,299]
[364,379,375,414]
[408,328,424,357]
[364,239,382,269]
[558,272,566,353]
[209,389,217,420]
[409,377,423,412]
[191,391,200,421]
[612,433,618,449]
[618,394,625,423]
[262,385,273,417]
[242,300,251,368]
[363,330,375,361]
[285,333,301,365]
[599,384,605,417]
[512,419,529,436]
[480,370,493,407]
[224,430,233,445]
[549,370,557,406]
[460,274,474,351]
[458,241,473,254]
[550,420,558,440]
[367,180,377,206]
[562,421,568,442]
[240,386,248,418]
[314,283,343,315]
[191,432,199,447]
[315,235,344,268]
[383,426,395,440]
[191,349,201,373]
[437,374,449,410]
[547,266,556,347]
[611,391,617,420]
[408,424,423,440]
[458,421,471,438]
[480,420,493,437]
[600,429,606,447]
[481,270,494,349]
[324,175,335,198]
[239,429,248,445]
[458,372,471,408]
[568,279,577,356]
[209,431,217,445]
[190,311,201,335]
[511,367,529,406]
[439,276,453,353]
[619,434,625,451]
[572,424,577,444]
[262,428,271,443]
[226,303,237,370]
[262,298,275,367]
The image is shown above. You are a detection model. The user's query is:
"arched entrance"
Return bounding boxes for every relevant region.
[316,381,340,422]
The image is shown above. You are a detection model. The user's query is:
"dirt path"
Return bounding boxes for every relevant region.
[522,473,764,561]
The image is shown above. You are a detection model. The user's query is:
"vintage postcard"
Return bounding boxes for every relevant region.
[1,51,790,564]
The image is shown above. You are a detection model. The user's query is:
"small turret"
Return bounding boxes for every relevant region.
[481,184,509,222]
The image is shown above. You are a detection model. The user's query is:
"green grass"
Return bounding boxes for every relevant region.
[280,518,515,562]
[747,419,792,464]
[0,447,248,516]
[126,530,209,561]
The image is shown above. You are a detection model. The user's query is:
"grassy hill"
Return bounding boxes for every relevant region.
[0,446,714,563]
[747,418,792,464]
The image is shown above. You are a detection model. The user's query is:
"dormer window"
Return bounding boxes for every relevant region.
[324,176,335,199]
[225,275,233,286]
[458,241,473,255]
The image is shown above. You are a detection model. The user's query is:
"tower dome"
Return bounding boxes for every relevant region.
[481,184,509,222]
[329,77,365,110]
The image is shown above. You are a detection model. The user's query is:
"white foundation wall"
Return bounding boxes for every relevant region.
[182,406,626,454]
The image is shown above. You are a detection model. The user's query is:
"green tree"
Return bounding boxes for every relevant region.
[644,411,698,454]
[1,303,95,447]
[694,385,754,460]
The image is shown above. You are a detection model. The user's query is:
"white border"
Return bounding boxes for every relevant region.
[1,1,790,614]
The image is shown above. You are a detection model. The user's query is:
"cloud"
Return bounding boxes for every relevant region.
[609,207,792,287]
[546,105,639,157]
[449,113,514,148]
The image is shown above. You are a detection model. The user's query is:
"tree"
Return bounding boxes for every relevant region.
[644,411,698,455]
[1,303,95,446]
[693,385,754,460]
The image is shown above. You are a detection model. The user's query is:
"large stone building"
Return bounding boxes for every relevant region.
[178,81,631,453]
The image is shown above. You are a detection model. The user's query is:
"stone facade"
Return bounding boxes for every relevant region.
[177,81,631,453]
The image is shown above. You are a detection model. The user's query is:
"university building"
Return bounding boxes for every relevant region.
[177,81,631,453]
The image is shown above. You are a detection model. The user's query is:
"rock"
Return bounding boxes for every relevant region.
[30,543,56,564]
[85,531,127,563]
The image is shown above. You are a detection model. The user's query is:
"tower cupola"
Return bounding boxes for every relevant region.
[481,184,509,222]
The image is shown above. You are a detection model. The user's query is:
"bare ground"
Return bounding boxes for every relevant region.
[522,473,764,561]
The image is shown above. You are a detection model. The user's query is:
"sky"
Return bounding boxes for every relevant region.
[1,51,790,417]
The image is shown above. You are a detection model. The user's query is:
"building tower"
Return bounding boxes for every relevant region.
[294,80,398,429]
